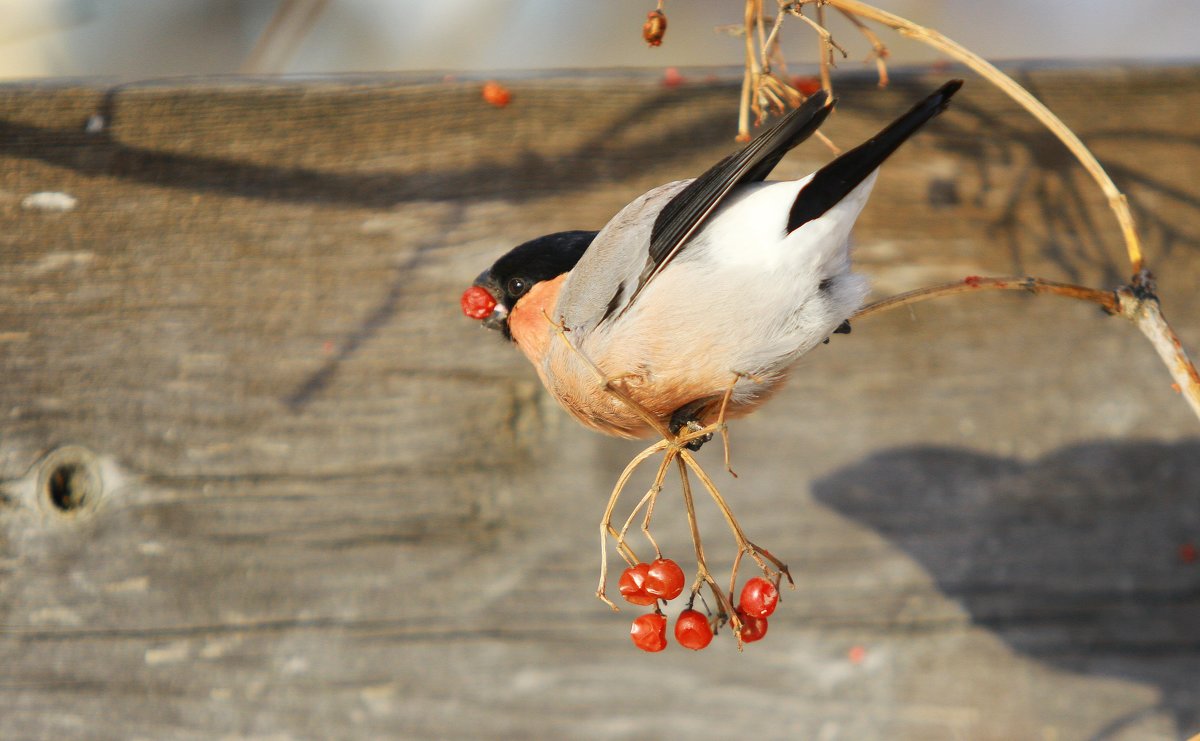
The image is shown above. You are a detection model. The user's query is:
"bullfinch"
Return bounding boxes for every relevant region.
[462,80,963,442]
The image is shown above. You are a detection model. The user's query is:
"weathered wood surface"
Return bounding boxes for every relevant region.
[1,67,1198,740]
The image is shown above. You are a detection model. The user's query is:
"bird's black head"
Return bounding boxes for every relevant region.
[463,230,597,339]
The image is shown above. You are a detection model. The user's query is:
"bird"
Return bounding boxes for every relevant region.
[462,81,963,444]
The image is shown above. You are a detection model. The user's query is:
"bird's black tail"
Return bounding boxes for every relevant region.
[787,79,963,232]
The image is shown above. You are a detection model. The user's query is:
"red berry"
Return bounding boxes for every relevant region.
[644,558,685,601]
[460,285,497,319]
[1180,542,1198,564]
[618,563,657,606]
[736,610,768,643]
[481,81,511,107]
[630,612,668,652]
[674,609,713,650]
[791,75,822,96]
[738,577,779,618]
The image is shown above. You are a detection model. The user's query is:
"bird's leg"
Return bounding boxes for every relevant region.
[669,399,717,452]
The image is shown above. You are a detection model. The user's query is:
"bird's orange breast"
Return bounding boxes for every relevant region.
[507,273,569,373]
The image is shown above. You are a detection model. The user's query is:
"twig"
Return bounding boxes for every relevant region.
[815,2,833,94]
[761,11,788,73]
[738,0,760,139]
[835,6,890,87]
[738,0,1197,419]
[1120,285,1200,420]
[788,3,847,71]
[853,275,1120,320]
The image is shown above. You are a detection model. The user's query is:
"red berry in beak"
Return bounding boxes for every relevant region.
[461,285,497,319]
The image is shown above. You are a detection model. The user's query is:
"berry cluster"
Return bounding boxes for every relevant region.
[620,558,781,652]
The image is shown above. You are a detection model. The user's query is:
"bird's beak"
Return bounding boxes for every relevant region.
[471,270,510,333]
[481,303,509,332]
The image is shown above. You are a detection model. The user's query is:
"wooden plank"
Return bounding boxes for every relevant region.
[1,67,1198,740]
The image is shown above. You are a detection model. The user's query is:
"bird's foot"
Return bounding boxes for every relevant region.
[669,403,713,451]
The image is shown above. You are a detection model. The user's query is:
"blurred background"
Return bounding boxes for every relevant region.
[0,0,1197,80]
[3,3,1200,740]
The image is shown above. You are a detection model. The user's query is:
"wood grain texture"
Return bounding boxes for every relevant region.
[1,67,1198,740]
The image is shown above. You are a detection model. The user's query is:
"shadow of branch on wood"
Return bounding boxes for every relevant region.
[4,75,1195,282]
[813,439,1200,739]
[0,83,734,208]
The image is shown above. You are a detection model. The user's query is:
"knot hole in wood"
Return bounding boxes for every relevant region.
[36,445,102,516]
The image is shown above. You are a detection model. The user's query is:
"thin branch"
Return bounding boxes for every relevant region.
[1120,284,1200,420]
[813,3,833,94]
[854,275,1119,321]
[835,6,890,87]
[738,0,761,139]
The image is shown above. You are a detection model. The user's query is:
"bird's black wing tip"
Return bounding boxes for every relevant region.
[806,88,834,109]
[936,79,965,102]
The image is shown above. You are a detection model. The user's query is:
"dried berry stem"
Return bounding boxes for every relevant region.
[854,276,1120,320]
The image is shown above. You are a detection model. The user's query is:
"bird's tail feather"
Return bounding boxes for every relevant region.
[786,80,963,233]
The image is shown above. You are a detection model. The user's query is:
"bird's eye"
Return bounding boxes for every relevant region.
[506,277,527,297]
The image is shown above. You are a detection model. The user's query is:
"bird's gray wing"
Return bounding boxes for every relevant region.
[625,90,835,312]
[557,91,834,334]
[555,180,689,335]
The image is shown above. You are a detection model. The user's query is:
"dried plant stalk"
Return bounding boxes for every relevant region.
[1120,289,1200,420]
[853,276,1122,319]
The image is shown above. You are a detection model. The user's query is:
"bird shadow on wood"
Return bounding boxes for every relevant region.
[811,439,1200,740]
